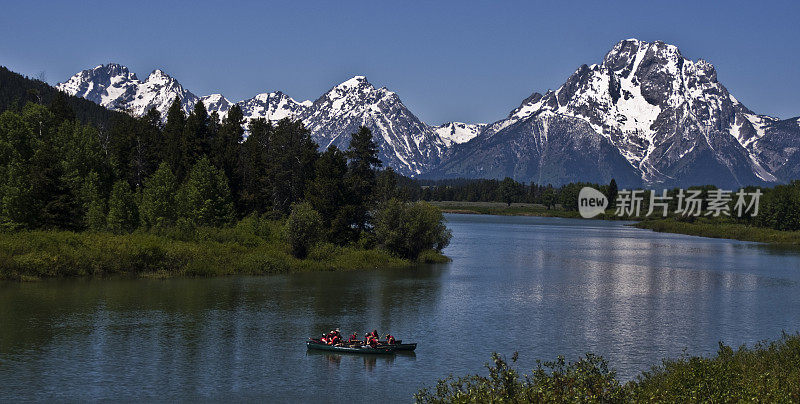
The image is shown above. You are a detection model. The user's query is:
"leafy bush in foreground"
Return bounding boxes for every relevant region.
[416,333,800,403]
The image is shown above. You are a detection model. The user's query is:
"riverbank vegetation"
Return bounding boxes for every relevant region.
[0,69,450,279]
[416,333,800,403]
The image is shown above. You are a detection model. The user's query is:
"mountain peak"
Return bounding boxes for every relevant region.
[335,75,371,90]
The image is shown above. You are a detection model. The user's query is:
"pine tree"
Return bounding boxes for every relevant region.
[305,146,354,242]
[607,178,618,208]
[375,167,399,204]
[267,119,318,214]
[48,91,76,123]
[162,97,186,180]
[178,157,234,227]
[239,118,272,214]
[216,104,244,208]
[106,180,138,233]
[139,162,179,229]
[345,126,381,232]
[183,100,209,167]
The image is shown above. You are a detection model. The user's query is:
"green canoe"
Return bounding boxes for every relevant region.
[306,340,396,354]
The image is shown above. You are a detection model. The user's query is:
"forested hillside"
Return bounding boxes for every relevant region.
[0,67,451,266]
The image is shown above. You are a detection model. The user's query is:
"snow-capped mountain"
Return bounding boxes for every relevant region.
[299,76,447,175]
[238,91,310,123]
[56,64,198,117]
[57,66,441,175]
[432,39,800,187]
[199,94,232,117]
[57,45,800,184]
[433,122,486,147]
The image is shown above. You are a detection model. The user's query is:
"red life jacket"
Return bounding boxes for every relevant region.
[387,335,396,344]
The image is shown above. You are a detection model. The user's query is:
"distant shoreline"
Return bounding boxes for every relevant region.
[433,201,800,246]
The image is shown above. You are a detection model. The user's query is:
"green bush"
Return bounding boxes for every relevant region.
[417,333,800,403]
[374,199,452,259]
[285,202,323,258]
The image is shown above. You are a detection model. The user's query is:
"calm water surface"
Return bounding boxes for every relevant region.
[3,214,800,402]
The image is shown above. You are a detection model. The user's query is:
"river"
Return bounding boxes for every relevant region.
[2,214,800,401]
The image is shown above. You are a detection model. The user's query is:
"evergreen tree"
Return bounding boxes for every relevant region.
[48,91,76,123]
[267,119,318,214]
[106,180,138,233]
[305,146,354,242]
[375,167,399,204]
[162,97,187,179]
[607,178,618,208]
[345,126,381,232]
[178,157,234,227]
[139,162,179,229]
[81,171,106,231]
[216,104,244,209]
[183,100,209,166]
[498,177,523,206]
[239,118,272,214]
[129,109,163,189]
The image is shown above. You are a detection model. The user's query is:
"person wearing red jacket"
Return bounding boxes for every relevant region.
[385,334,396,345]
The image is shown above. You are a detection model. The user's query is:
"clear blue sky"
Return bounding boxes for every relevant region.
[1,0,798,124]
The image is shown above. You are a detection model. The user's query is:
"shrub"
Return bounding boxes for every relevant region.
[374,199,452,259]
[285,202,323,258]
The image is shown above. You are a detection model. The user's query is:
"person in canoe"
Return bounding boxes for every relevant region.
[367,335,378,348]
[348,331,359,343]
[385,334,396,345]
[370,330,379,340]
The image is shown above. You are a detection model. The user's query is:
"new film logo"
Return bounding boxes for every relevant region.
[577,186,762,219]
[578,187,608,218]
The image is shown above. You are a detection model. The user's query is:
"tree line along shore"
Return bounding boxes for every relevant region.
[0,67,451,280]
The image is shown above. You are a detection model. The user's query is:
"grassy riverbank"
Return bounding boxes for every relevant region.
[431,201,586,218]
[635,218,800,245]
[0,217,447,281]
[416,333,800,402]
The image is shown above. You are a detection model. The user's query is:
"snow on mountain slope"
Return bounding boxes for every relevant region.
[199,94,232,117]
[57,66,455,175]
[237,91,309,123]
[433,122,486,147]
[299,76,448,175]
[57,49,799,185]
[439,39,796,187]
[56,64,198,116]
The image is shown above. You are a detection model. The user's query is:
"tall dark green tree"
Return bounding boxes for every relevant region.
[178,156,235,227]
[239,118,272,214]
[139,162,179,229]
[607,178,618,208]
[129,108,163,189]
[162,97,187,180]
[498,177,523,206]
[215,104,245,209]
[345,126,381,232]
[375,167,400,204]
[48,91,76,123]
[183,100,209,167]
[305,146,354,242]
[267,119,318,214]
[106,179,138,233]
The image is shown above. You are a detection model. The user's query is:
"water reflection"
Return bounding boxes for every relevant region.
[3,214,800,401]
